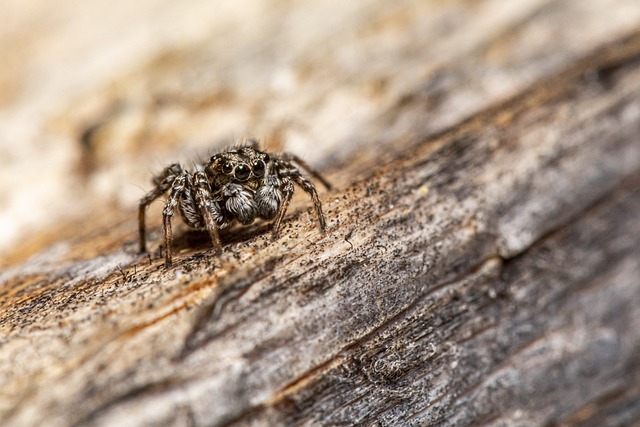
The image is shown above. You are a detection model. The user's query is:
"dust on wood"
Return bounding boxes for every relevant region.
[2,2,640,427]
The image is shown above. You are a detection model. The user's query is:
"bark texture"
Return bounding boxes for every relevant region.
[1,1,640,426]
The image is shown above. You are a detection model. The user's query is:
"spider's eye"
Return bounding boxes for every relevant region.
[222,162,234,174]
[252,160,265,177]
[234,163,251,181]
[263,153,270,163]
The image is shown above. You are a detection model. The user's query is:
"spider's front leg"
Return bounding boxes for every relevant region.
[138,163,183,253]
[271,179,294,239]
[269,159,329,239]
[193,171,223,254]
[161,174,188,266]
[271,152,332,191]
[290,172,328,232]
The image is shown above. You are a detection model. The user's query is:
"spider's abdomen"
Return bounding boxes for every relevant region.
[223,183,257,225]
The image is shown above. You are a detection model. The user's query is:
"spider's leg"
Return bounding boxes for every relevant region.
[138,163,183,253]
[290,172,327,232]
[139,188,164,253]
[193,171,223,254]
[271,179,294,240]
[272,152,332,190]
[162,174,188,266]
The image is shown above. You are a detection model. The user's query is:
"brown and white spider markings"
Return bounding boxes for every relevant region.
[138,139,332,266]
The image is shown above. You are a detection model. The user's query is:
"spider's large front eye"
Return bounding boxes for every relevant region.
[252,159,265,177]
[222,162,234,174]
[234,163,251,181]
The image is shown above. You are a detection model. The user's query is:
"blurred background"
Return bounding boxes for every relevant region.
[0,0,420,255]
[1,0,640,257]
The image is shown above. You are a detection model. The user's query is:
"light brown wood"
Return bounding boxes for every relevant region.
[2,1,640,426]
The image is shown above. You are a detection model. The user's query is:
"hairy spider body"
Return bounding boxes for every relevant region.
[139,140,331,266]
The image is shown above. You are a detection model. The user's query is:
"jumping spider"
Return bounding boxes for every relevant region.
[138,140,332,266]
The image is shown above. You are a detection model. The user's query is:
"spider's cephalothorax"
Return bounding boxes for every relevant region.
[138,140,332,266]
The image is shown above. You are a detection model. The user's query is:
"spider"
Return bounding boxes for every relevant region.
[138,140,332,266]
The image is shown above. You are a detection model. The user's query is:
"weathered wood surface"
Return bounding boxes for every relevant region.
[1,1,640,426]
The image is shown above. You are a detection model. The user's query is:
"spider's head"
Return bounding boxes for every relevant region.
[206,145,270,184]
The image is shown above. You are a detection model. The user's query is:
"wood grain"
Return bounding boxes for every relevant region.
[1,1,640,426]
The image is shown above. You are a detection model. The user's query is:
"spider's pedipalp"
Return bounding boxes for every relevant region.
[255,175,283,220]
[223,183,257,225]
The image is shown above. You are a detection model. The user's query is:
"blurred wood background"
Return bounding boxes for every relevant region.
[1,1,640,426]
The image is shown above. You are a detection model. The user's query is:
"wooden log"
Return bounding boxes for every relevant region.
[1,1,640,426]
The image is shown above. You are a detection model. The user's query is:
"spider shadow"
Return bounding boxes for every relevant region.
[170,221,274,256]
